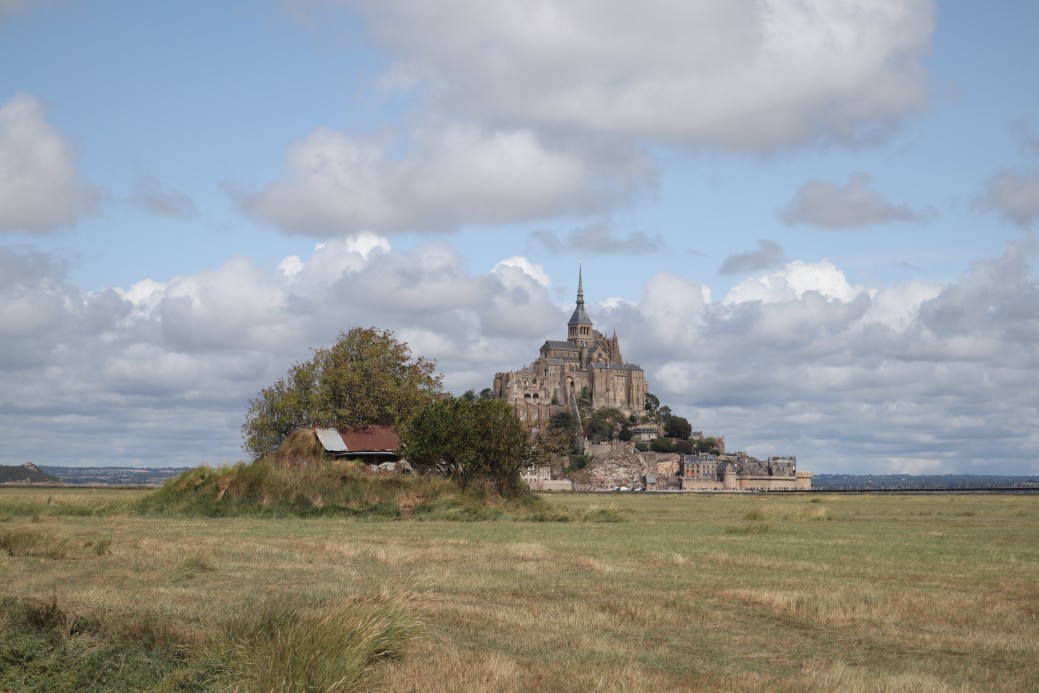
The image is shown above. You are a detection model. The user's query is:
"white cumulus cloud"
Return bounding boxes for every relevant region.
[350,0,934,149]
[0,93,99,233]
[240,124,647,235]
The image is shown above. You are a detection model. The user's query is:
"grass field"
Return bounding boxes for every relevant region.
[1,488,1037,691]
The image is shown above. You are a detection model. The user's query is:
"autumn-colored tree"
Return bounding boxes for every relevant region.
[242,327,443,460]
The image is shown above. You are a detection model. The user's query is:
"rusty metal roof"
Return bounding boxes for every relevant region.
[314,425,400,454]
[337,426,400,453]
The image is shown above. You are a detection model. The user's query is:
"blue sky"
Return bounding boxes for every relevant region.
[2,1,1038,474]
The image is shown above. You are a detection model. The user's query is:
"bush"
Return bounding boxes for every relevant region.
[567,454,592,471]
[650,438,675,453]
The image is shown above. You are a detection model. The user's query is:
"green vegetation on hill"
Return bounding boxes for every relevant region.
[134,460,544,521]
[0,463,60,485]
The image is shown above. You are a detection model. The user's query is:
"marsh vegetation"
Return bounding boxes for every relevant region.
[1,488,1037,691]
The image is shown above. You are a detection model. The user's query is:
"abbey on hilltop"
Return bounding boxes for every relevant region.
[493,268,648,417]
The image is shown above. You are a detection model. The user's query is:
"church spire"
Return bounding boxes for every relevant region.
[568,264,593,344]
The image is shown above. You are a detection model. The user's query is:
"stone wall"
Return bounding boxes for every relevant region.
[528,479,575,491]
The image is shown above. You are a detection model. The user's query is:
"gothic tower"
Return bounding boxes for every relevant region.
[567,265,593,347]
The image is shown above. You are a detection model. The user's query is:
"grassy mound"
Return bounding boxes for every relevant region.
[132,460,551,520]
[265,427,327,467]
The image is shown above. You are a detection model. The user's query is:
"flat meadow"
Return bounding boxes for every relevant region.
[1,487,1037,691]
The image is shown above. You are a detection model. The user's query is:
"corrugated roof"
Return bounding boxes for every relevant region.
[315,428,347,452]
[337,425,400,453]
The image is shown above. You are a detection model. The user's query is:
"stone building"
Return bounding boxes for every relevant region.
[493,269,648,418]
[678,452,812,490]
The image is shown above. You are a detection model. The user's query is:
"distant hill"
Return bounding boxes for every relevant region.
[39,466,189,486]
[0,463,63,484]
[813,473,1039,490]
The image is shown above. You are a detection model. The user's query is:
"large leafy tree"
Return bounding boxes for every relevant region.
[403,397,532,495]
[242,327,443,460]
[664,415,693,441]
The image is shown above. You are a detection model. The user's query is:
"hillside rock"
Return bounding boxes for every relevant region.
[584,441,651,488]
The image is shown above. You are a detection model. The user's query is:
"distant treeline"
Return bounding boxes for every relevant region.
[39,466,188,486]
[813,474,1039,490]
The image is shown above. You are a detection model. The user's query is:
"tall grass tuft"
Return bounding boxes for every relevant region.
[0,527,73,558]
[219,589,422,692]
[745,505,833,522]
[172,553,216,581]
[90,536,112,556]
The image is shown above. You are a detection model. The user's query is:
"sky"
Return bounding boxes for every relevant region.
[2,0,1038,474]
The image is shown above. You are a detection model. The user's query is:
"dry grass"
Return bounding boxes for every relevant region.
[1,488,1037,691]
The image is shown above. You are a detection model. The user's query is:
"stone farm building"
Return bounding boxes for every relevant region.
[493,268,648,419]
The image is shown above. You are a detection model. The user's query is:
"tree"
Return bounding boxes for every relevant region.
[618,425,633,442]
[650,437,675,453]
[645,393,660,412]
[403,397,531,495]
[693,437,722,456]
[242,327,443,460]
[664,415,692,441]
[549,411,577,431]
[658,405,672,423]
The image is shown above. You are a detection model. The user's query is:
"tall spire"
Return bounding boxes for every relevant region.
[568,263,593,343]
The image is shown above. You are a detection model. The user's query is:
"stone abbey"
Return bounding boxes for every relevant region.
[493,269,648,416]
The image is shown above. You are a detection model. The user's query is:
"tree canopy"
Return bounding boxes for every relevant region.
[242,327,443,460]
[664,415,693,441]
[402,397,532,495]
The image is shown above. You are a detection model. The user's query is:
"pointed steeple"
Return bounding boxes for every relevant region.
[567,264,593,345]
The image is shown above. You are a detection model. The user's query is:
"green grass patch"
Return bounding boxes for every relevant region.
[0,590,422,693]
[0,596,213,692]
[725,522,774,535]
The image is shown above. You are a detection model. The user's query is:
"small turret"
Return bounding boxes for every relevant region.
[610,329,623,363]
